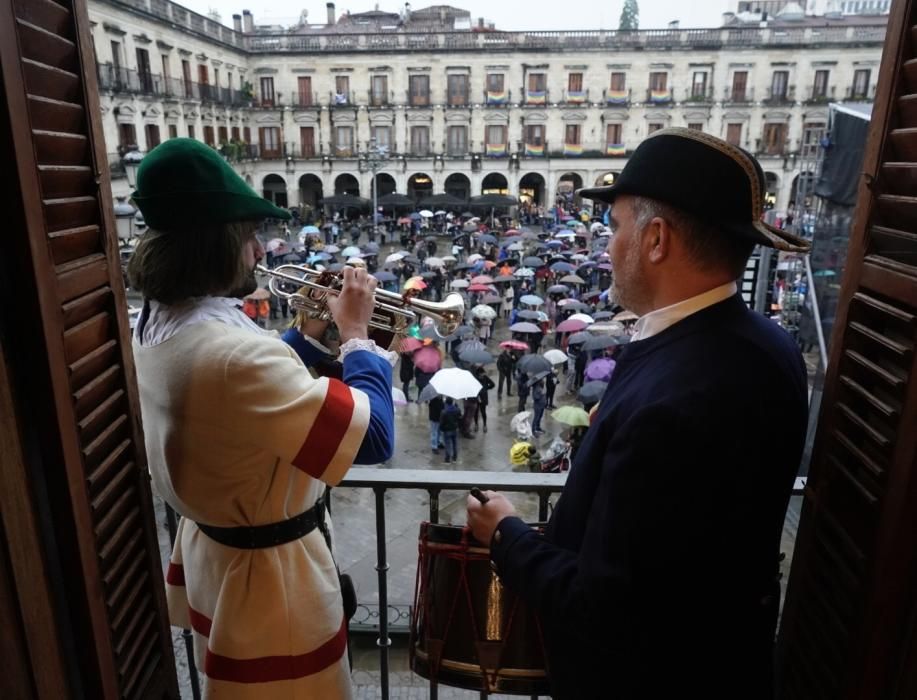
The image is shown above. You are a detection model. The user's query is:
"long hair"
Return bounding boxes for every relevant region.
[127,221,257,304]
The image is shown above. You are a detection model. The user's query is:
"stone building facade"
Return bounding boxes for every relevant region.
[90,0,886,218]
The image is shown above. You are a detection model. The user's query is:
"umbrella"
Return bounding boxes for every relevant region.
[517,354,551,374]
[391,387,408,407]
[556,318,587,333]
[478,233,498,244]
[321,193,370,209]
[459,338,486,353]
[578,381,608,405]
[419,271,437,279]
[363,242,381,253]
[471,304,497,320]
[567,331,592,346]
[399,337,423,353]
[514,267,535,278]
[560,274,586,285]
[469,194,519,208]
[569,313,595,325]
[507,242,524,252]
[404,276,427,291]
[425,256,445,268]
[593,311,614,320]
[324,244,341,254]
[385,252,407,264]
[266,238,288,253]
[413,345,443,373]
[398,216,413,225]
[459,348,495,365]
[551,405,590,427]
[481,294,502,304]
[510,410,533,439]
[523,256,545,268]
[589,322,626,335]
[450,279,470,289]
[467,253,484,263]
[517,310,541,321]
[468,283,494,292]
[519,294,544,306]
[341,246,362,258]
[613,310,640,322]
[300,225,320,234]
[500,340,530,351]
[420,193,467,208]
[550,261,577,273]
[430,367,483,400]
[410,212,423,220]
[582,335,620,352]
[509,322,541,334]
[377,193,414,208]
[420,209,434,217]
[494,274,516,283]
[559,300,591,311]
[281,253,302,263]
[543,349,569,365]
[585,357,616,382]
[548,284,570,294]
[417,383,442,403]
[471,275,495,284]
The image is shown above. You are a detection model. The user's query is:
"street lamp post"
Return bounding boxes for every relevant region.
[113,195,136,244]
[361,138,389,240]
[122,149,144,189]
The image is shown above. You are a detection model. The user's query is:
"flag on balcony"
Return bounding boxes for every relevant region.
[486,90,508,105]
[563,143,583,156]
[650,89,671,102]
[605,143,626,156]
[606,90,629,104]
[486,143,508,157]
[526,90,547,105]
[567,90,587,104]
[525,143,545,157]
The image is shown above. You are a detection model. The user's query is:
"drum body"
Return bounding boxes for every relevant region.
[410,522,549,695]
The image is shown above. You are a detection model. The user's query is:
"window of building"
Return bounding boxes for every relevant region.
[486,124,507,146]
[409,75,430,106]
[372,125,391,150]
[198,64,209,85]
[763,123,787,154]
[260,77,275,107]
[486,73,504,94]
[688,122,704,132]
[812,69,830,99]
[227,72,233,91]
[647,122,664,135]
[371,75,388,106]
[568,72,583,93]
[161,54,171,85]
[300,126,315,157]
[218,126,228,144]
[203,125,215,146]
[447,125,467,155]
[411,126,430,155]
[231,126,240,141]
[214,69,220,93]
[118,122,136,149]
[447,74,469,106]
[564,124,581,145]
[110,40,122,73]
[852,68,871,98]
[259,126,281,157]
[527,72,546,101]
[525,124,545,146]
[136,48,152,92]
[168,124,178,139]
[770,70,789,99]
[297,76,313,106]
[726,123,743,146]
[335,75,350,104]
[182,59,193,98]
[649,72,667,91]
[606,123,622,145]
[187,124,195,139]
[335,126,353,156]
[731,71,748,101]
[802,121,826,156]
[691,72,708,99]
[610,72,626,91]
[243,127,251,143]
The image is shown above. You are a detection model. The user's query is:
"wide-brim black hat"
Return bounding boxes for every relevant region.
[578,128,810,253]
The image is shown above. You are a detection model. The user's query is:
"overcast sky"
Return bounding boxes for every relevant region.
[180,0,734,31]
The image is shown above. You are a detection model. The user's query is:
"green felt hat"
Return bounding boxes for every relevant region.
[131,138,290,229]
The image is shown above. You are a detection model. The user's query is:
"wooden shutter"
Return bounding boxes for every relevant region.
[0,0,178,697]
[776,1,917,698]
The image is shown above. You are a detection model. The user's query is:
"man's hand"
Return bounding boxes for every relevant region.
[466,490,516,545]
[326,266,377,344]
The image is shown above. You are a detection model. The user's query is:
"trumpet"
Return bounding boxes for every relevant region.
[256,264,465,338]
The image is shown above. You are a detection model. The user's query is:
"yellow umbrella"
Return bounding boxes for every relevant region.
[551,405,590,427]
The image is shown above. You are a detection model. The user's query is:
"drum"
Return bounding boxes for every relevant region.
[410,522,549,695]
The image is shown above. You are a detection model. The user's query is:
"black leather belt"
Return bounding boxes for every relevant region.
[195,495,328,550]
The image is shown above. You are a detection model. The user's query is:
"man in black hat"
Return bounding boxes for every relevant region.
[467,128,810,699]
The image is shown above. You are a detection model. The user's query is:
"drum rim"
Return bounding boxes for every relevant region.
[412,646,548,679]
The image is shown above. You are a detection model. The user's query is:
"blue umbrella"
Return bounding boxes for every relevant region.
[478,233,498,243]
[520,294,544,306]
[551,261,577,273]
[410,212,422,219]
[545,240,563,248]
[300,225,320,234]
[372,271,397,282]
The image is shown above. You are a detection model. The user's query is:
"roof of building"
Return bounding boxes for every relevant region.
[723,11,888,27]
[264,4,481,35]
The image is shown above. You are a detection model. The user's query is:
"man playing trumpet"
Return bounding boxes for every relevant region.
[128,138,395,699]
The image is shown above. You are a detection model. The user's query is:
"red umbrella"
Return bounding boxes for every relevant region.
[556,318,588,333]
[500,340,530,351]
[412,345,443,373]
[471,275,494,284]
[468,283,494,292]
[399,337,423,353]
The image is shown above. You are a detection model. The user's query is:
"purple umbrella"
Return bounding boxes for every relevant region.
[412,345,443,373]
[585,358,616,382]
[556,319,587,333]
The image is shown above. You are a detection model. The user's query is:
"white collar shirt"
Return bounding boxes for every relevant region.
[630,281,738,342]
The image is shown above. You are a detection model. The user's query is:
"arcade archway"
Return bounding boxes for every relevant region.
[298,174,323,210]
[519,172,545,206]
[444,173,471,201]
[482,172,509,195]
[408,173,434,202]
[334,173,360,196]
[262,174,288,208]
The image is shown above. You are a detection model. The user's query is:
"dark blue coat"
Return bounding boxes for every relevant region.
[491,295,808,699]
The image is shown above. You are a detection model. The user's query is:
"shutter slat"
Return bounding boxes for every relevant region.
[80,414,128,471]
[32,129,89,165]
[63,311,110,361]
[101,531,142,590]
[12,0,73,39]
[48,224,101,265]
[86,441,131,497]
[72,365,120,420]
[55,254,108,302]
[28,94,85,134]
[22,58,81,103]
[43,195,97,231]
[68,338,117,391]
[16,19,76,71]
[89,457,132,515]
[38,165,95,199]
[77,389,125,446]
[61,287,110,330]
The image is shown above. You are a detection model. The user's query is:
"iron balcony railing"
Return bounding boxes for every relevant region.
[723,86,755,104]
[763,85,797,105]
[96,63,250,106]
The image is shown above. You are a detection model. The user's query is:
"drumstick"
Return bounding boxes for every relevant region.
[469,487,489,505]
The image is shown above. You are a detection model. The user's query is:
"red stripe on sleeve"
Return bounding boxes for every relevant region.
[204,616,348,683]
[292,379,355,479]
[166,562,185,586]
[188,607,213,638]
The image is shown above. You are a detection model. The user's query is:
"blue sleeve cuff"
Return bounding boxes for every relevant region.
[281,327,333,368]
[344,350,396,464]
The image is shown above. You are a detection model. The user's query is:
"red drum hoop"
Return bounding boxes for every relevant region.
[409,522,549,695]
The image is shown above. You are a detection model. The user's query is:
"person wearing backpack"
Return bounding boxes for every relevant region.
[439,397,461,463]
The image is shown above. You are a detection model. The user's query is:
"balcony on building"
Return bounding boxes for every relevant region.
[645,88,673,105]
[763,85,796,105]
[331,91,354,107]
[562,88,589,106]
[523,140,547,158]
[604,88,631,107]
[723,85,755,104]
[804,85,836,105]
[446,92,470,108]
[485,142,508,158]
[293,91,320,109]
[96,63,248,107]
[368,89,392,108]
[845,83,877,101]
[523,89,548,107]
[407,90,431,108]
[483,88,512,107]
[684,86,714,104]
